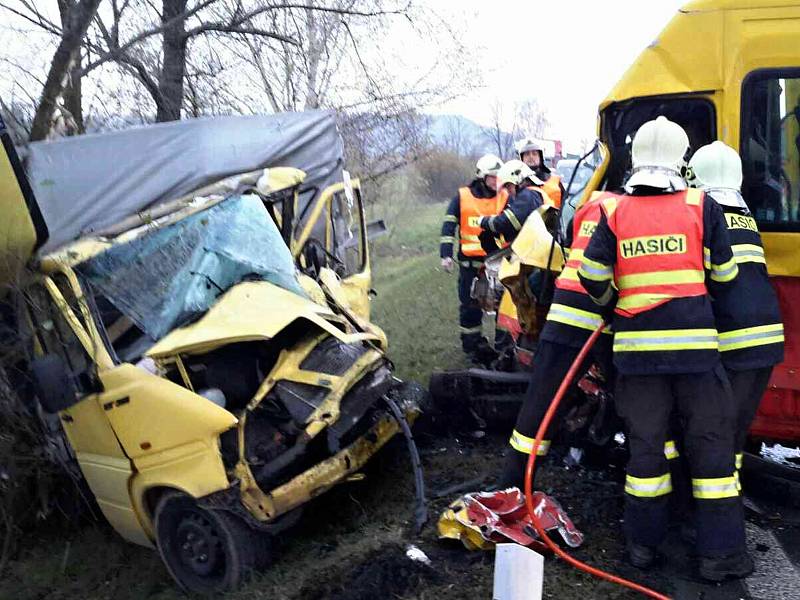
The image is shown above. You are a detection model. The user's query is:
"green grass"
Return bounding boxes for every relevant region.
[369,201,469,383]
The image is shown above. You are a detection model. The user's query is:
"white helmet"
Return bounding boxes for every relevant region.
[497,159,537,187]
[516,137,543,156]
[688,141,743,190]
[687,141,747,208]
[476,154,503,178]
[626,116,689,192]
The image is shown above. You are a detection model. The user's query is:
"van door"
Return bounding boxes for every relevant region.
[24,277,151,546]
[293,176,372,319]
[0,115,48,288]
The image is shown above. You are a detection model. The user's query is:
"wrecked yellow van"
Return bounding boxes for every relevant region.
[4,124,421,592]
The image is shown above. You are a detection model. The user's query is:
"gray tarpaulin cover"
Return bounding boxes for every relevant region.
[25,111,344,252]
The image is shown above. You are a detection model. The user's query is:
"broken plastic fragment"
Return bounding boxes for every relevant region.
[405,544,432,566]
[437,487,584,551]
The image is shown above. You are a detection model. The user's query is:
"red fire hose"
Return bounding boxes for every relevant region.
[523,323,671,600]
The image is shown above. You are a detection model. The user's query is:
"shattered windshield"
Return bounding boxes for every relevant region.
[78,194,305,342]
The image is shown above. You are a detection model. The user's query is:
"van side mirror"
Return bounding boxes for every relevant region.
[30,354,80,413]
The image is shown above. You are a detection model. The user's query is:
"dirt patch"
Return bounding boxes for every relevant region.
[300,544,442,600]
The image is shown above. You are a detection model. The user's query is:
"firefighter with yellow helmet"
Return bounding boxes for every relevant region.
[440,153,505,363]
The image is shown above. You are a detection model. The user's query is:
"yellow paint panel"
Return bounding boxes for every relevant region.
[59,399,151,546]
[75,453,151,547]
[762,232,800,276]
[269,415,400,516]
[0,137,41,287]
[98,364,237,459]
[600,10,724,110]
[130,442,231,540]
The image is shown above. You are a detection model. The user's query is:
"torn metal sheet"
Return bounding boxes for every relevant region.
[437,487,584,551]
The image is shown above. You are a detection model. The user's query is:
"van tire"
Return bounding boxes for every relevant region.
[154,491,268,593]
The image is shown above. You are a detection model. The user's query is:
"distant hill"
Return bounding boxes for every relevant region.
[425,113,513,158]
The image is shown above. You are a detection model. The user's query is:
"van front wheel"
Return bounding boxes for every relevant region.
[154,491,265,593]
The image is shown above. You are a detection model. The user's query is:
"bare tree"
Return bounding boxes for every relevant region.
[515,98,549,140]
[483,99,515,159]
[28,0,101,141]
[2,0,475,168]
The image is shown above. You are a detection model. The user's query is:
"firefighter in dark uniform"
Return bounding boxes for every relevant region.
[578,117,751,581]
[479,159,545,246]
[440,154,505,362]
[498,189,616,488]
[517,137,566,208]
[688,141,784,482]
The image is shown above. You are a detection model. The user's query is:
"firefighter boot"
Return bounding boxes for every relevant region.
[628,543,659,569]
[698,551,755,582]
[497,450,528,490]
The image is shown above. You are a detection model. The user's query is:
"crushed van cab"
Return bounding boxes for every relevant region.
[3,114,422,593]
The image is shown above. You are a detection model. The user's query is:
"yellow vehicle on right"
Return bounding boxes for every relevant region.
[581,0,800,447]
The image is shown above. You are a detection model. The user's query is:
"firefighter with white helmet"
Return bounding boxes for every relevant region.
[688,141,784,496]
[479,159,545,248]
[517,137,566,207]
[440,153,505,363]
[578,116,751,581]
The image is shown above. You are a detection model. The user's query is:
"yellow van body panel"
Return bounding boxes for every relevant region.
[599,0,800,278]
[0,127,47,288]
[94,364,237,542]
[129,440,232,540]
[60,395,152,547]
[601,9,724,109]
[97,364,237,460]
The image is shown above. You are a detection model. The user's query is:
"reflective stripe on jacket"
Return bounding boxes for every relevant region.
[459,186,505,257]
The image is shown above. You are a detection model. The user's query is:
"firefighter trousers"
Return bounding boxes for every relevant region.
[458,264,482,353]
[615,365,745,557]
[727,366,774,472]
[501,338,612,488]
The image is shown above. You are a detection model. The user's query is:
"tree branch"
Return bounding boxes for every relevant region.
[77,0,218,76]
[0,2,62,35]
[187,24,298,44]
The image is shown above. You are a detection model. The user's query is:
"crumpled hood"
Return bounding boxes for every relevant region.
[146,280,347,358]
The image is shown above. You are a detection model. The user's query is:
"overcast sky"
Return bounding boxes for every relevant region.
[420,0,687,149]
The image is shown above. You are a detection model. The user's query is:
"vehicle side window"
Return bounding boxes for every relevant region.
[741,70,800,230]
[328,188,366,277]
[25,282,97,395]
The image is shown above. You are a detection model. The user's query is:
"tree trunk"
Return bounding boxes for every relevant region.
[29,0,101,141]
[57,0,85,135]
[304,3,321,110]
[156,0,189,122]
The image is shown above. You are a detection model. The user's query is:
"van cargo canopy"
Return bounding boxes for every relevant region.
[24,111,344,252]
